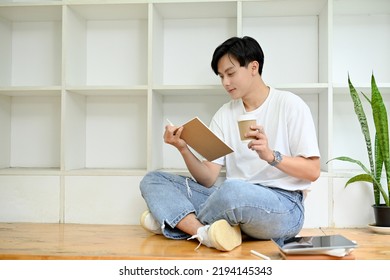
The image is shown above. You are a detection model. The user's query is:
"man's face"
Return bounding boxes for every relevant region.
[217,54,254,100]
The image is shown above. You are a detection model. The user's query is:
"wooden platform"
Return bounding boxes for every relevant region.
[0,223,389,260]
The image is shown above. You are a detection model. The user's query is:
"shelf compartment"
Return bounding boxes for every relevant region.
[64,90,148,171]
[242,0,329,85]
[0,93,61,169]
[65,3,148,87]
[333,0,390,85]
[0,176,61,223]
[151,1,237,86]
[64,175,145,224]
[150,89,231,170]
[0,4,62,87]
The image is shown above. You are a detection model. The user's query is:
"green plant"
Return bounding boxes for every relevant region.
[327,74,390,207]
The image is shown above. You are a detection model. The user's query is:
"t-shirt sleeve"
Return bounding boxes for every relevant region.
[287,96,321,158]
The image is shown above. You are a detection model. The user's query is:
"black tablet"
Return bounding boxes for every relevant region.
[272,234,358,255]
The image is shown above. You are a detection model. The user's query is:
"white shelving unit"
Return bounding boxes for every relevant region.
[0,0,389,227]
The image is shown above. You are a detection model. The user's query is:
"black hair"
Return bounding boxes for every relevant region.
[211,36,264,76]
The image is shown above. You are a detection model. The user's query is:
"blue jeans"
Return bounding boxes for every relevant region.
[139,171,305,242]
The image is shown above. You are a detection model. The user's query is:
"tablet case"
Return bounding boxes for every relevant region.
[280,251,356,260]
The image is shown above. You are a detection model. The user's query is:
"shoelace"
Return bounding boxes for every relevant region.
[187,233,203,251]
[185,177,192,198]
[187,225,211,251]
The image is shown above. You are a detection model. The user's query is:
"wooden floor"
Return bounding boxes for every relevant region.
[0,223,389,260]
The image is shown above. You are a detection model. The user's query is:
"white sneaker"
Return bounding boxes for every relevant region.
[189,219,241,251]
[140,210,162,234]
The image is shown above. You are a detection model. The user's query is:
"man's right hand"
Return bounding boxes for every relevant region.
[163,125,187,151]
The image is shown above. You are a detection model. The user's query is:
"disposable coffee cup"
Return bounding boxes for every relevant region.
[237,114,257,142]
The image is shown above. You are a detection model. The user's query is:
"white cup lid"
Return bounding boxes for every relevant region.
[237,114,256,121]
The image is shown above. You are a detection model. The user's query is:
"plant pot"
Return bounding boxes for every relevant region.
[372,204,390,227]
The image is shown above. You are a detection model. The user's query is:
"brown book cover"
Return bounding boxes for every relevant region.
[280,251,356,260]
[179,117,234,161]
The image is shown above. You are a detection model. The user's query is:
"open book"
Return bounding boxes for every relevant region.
[178,117,234,161]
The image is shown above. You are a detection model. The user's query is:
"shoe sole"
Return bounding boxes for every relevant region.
[208,220,241,251]
[140,210,162,234]
[140,211,149,231]
[140,211,151,232]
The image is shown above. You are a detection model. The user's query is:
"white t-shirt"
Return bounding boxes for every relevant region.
[209,87,320,191]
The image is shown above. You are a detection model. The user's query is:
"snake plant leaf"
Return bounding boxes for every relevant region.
[348,75,375,175]
[371,74,390,205]
[374,135,383,204]
[327,156,371,174]
[345,173,389,205]
[345,173,373,187]
[361,91,371,104]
